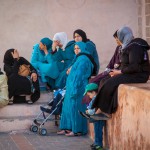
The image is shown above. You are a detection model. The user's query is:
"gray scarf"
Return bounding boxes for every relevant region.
[117,26,134,50]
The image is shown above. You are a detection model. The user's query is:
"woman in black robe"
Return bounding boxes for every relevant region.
[82,30,121,104]
[92,26,150,115]
[3,49,40,104]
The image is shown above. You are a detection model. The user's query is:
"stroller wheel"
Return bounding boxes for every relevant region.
[39,128,47,136]
[30,125,38,132]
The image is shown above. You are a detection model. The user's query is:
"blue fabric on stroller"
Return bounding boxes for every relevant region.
[40,88,66,115]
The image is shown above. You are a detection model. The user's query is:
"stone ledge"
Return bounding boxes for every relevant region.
[107,80,150,150]
[88,80,150,150]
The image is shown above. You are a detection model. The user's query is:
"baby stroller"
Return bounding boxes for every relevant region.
[30,88,66,136]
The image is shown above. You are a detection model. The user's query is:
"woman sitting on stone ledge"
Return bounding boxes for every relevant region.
[3,49,40,104]
[82,30,122,105]
[91,26,150,118]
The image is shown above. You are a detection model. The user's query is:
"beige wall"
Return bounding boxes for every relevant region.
[0,0,138,72]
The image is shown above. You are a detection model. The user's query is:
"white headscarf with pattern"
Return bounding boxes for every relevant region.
[53,32,68,50]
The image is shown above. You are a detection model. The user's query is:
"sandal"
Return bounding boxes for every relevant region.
[65,131,84,137]
[8,100,13,105]
[57,130,71,135]
[27,100,33,104]
[65,132,75,137]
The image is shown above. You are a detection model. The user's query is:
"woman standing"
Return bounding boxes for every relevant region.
[92,26,150,115]
[73,29,100,74]
[58,41,94,136]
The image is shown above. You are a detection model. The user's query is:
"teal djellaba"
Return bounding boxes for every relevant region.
[52,32,75,89]
[55,29,100,89]
[60,41,94,135]
[30,37,60,89]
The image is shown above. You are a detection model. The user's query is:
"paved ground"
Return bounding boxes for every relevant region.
[0,129,93,150]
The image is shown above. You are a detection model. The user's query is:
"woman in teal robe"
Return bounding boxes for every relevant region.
[52,32,75,88]
[58,41,94,136]
[55,29,100,89]
[30,37,60,89]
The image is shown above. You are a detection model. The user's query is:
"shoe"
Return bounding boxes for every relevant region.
[65,132,82,137]
[78,111,90,119]
[27,100,33,104]
[90,113,111,121]
[90,143,95,148]
[25,95,31,101]
[8,100,13,105]
[65,131,75,137]
[91,145,103,150]
[57,130,66,135]
[57,130,71,135]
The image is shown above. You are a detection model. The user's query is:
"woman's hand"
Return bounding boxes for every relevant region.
[109,69,122,77]
[43,48,48,55]
[66,67,71,75]
[31,73,37,82]
[85,110,88,114]
[11,49,19,59]
[52,40,59,51]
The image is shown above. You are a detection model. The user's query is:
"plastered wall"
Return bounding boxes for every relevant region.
[0,0,138,71]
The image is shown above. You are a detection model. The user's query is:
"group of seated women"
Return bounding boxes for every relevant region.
[56,26,150,138]
[1,26,149,150]
[2,29,100,104]
[2,26,150,132]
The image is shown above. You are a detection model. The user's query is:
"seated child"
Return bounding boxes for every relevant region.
[80,83,105,150]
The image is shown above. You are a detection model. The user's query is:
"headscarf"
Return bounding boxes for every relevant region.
[117,26,134,49]
[53,32,68,50]
[3,49,15,66]
[75,41,86,53]
[113,30,118,38]
[40,37,52,49]
[73,29,89,42]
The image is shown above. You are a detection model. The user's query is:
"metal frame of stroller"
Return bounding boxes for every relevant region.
[30,87,66,136]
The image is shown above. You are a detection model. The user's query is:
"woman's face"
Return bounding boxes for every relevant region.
[39,42,46,50]
[74,45,81,55]
[115,37,122,46]
[74,33,82,42]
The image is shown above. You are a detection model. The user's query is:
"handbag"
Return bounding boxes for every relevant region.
[18,64,31,77]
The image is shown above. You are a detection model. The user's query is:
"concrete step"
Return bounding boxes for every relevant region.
[0,92,57,132]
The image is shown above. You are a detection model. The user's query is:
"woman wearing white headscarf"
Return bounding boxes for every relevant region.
[53,32,68,50]
[92,26,150,115]
[51,32,75,89]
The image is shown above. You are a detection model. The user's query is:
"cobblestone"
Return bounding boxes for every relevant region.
[0,130,93,150]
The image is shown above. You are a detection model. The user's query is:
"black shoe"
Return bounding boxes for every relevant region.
[90,143,95,148]
[91,145,103,150]
[78,111,90,119]
[90,113,111,121]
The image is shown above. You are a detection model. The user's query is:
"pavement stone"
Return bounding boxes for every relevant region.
[0,130,93,150]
